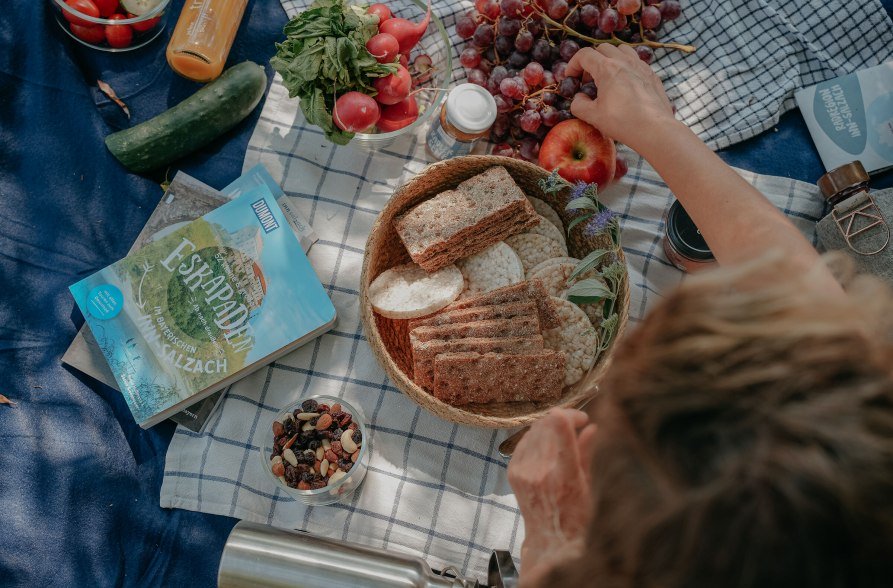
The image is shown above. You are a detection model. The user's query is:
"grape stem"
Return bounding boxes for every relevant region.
[533,7,696,53]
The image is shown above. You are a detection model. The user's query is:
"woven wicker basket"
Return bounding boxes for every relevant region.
[359,155,630,428]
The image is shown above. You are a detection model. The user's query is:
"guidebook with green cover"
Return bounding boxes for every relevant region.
[69,184,336,428]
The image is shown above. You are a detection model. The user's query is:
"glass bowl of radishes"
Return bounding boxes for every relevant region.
[271,0,452,151]
[351,0,452,150]
[50,0,169,52]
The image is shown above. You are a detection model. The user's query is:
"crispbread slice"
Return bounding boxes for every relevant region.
[542,297,598,386]
[527,196,563,232]
[412,335,544,390]
[410,315,540,344]
[409,301,538,331]
[446,280,560,330]
[394,167,539,272]
[368,262,464,319]
[410,212,537,272]
[505,233,567,274]
[456,242,524,299]
[432,351,566,405]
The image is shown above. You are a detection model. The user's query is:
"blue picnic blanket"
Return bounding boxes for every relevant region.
[1,0,891,587]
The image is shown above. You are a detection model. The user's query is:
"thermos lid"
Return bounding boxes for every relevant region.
[818,161,870,203]
[667,200,713,261]
[445,83,497,134]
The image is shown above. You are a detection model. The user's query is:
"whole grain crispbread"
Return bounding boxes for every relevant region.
[412,335,544,390]
[409,315,540,345]
[408,301,537,331]
[446,280,560,330]
[432,350,566,405]
[393,167,539,272]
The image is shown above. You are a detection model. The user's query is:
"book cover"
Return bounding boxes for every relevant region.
[62,167,317,431]
[69,185,336,428]
[795,61,893,174]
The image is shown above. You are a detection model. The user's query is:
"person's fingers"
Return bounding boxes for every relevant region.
[595,43,623,59]
[616,43,640,64]
[553,407,590,429]
[570,93,600,125]
[566,46,608,81]
[576,423,598,478]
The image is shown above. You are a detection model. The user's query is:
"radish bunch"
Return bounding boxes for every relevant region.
[333,1,432,134]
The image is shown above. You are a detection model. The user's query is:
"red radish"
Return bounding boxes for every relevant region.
[377,95,419,132]
[412,54,434,86]
[365,33,399,64]
[367,3,392,24]
[333,92,381,133]
[398,54,409,69]
[379,0,431,54]
[373,65,412,105]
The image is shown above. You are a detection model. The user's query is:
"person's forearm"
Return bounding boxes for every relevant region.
[630,118,824,272]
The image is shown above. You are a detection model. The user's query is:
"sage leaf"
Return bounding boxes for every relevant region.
[565,196,598,212]
[569,249,610,282]
[567,278,614,302]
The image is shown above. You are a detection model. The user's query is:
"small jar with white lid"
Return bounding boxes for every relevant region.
[426,83,497,161]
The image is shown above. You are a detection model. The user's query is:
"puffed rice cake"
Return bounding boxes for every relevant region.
[542,296,598,386]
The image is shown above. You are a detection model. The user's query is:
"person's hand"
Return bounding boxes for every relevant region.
[566,44,676,150]
[507,408,597,586]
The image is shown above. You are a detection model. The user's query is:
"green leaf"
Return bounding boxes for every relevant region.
[598,313,620,353]
[569,249,610,282]
[565,197,598,212]
[565,213,592,235]
[566,278,614,302]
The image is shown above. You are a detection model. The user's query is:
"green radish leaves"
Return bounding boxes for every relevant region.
[271,0,396,144]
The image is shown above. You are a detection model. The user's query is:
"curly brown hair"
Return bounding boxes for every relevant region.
[550,254,893,587]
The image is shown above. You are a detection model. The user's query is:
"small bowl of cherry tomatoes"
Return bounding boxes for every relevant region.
[50,0,169,52]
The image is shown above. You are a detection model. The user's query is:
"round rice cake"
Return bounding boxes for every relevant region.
[527,196,563,232]
[527,214,568,250]
[543,296,598,386]
[368,262,463,319]
[505,233,567,274]
[529,260,607,327]
[526,256,581,279]
[456,242,524,299]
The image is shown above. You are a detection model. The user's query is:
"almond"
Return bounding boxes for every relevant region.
[282,448,298,467]
[272,461,285,477]
[298,481,311,490]
[283,434,298,450]
[331,403,342,413]
[316,414,333,430]
[325,449,338,463]
[320,459,330,476]
[272,421,284,437]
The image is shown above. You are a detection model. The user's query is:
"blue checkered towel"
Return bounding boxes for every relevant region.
[160,0,891,580]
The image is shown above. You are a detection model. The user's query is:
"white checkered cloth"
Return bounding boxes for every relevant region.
[160,0,889,580]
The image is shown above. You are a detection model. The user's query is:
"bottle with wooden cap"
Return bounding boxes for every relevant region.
[426,83,497,161]
[166,0,249,82]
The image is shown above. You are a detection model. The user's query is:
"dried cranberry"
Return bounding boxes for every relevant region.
[338,414,352,427]
[348,422,359,431]
[317,403,330,413]
[301,399,319,412]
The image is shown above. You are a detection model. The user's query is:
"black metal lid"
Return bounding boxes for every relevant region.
[667,200,713,261]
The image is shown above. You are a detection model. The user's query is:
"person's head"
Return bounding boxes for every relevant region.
[563,254,893,587]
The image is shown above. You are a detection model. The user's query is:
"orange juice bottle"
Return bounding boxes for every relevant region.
[166,0,249,82]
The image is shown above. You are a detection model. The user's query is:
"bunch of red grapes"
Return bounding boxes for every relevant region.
[454,0,683,161]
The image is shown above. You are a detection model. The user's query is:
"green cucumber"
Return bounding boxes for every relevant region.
[105,61,267,173]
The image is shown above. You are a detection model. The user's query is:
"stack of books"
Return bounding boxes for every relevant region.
[64,166,336,430]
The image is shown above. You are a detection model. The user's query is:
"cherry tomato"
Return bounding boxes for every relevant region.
[63,0,100,26]
[128,13,160,33]
[105,14,133,48]
[94,0,119,18]
[69,22,106,44]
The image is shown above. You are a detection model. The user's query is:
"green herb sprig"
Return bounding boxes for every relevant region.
[539,170,627,353]
[271,0,398,145]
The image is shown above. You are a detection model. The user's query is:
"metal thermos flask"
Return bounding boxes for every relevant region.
[218,521,518,588]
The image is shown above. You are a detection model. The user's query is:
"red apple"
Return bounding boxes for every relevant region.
[538,119,616,185]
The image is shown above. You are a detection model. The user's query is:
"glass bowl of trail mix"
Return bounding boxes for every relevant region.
[262,395,368,506]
